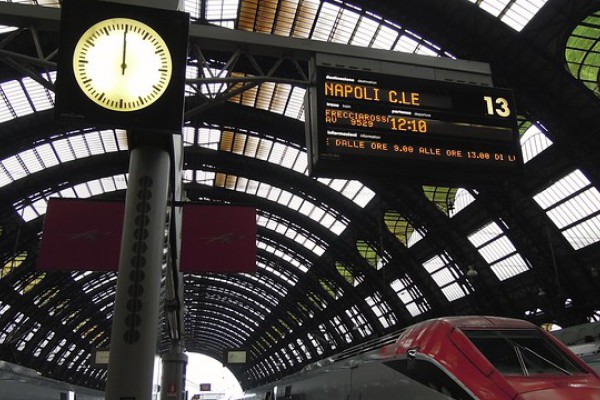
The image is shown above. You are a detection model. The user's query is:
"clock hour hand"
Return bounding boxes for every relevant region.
[121,26,128,75]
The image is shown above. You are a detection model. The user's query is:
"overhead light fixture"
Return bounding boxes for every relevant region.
[538,287,546,297]
[466,265,478,278]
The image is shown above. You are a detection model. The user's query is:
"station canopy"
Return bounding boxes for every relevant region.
[0,0,599,391]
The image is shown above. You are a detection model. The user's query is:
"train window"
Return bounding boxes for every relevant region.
[463,329,586,376]
[384,359,476,399]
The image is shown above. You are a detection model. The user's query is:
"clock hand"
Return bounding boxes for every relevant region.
[121,26,128,75]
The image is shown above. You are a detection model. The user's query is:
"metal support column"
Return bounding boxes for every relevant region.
[160,345,188,400]
[105,145,171,400]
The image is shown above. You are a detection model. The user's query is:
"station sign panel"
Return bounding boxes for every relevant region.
[305,65,523,185]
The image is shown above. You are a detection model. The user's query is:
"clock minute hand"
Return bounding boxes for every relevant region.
[121,26,128,75]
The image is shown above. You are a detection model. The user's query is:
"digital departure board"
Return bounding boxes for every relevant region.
[305,65,523,185]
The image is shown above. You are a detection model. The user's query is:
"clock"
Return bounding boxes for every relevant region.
[72,18,173,112]
[55,0,189,132]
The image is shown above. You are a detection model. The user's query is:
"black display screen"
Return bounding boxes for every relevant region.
[306,66,523,185]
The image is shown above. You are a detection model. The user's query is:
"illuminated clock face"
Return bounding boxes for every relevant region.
[72,17,173,112]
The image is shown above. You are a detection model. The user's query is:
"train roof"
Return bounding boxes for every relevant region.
[301,315,539,373]
[428,315,539,330]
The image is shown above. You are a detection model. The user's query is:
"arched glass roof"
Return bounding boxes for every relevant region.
[0,0,598,392]
[566,10,600,97]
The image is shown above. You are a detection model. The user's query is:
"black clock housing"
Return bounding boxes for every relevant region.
[55,0,189,133]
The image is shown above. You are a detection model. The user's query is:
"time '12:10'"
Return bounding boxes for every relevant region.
[390,117,427,133]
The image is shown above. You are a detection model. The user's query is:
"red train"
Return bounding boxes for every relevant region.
[235,316,600,399]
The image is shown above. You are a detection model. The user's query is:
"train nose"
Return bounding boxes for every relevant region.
[519,386,600,400]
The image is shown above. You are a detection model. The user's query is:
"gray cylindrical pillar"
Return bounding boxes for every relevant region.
[160,348,188,400]
[105,146,171,400]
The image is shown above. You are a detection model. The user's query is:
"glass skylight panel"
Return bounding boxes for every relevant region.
[229,81,306,122]
[234,81,258,107]
[198,127,222,150]
[15,173,128,222]
[468,221,530,280]
[520,123,553,163]
[284,87,306,120]
[254,138,272,161]
[182,127,195,147]
[7,0,61,6]
[256,82,276,110]
[205,276,274,312]
[245,274,289,300]
[0,96,13,123]
[205,0,239,26]
[1,79,33,118]
[279,145,303,170]
[0,25,17,35]
[533,170,600,249]
[316,178,375,208]
[331,315,352,344]
[0,155,26,188]
[365,292,396,328]
[371,24,398,50]
[105,175,127,193]
[215,173,348,235]
[271,84,293,115]
[183,0,202,19]
[53,139,76,162]
[346,305,372,337]
[269,142,286,164]
[350,18,380,47]
[318,179,375,208]
[502,7,529,31]
[395,35,419,53]
[1,129,127,189]
[36,143,59,168]
[390,277,429,317]
[257,240,309,273]
[68,135,89,158]
[258,260,299,285]
[422,254,469,301]
[22,76,54,112]
[415,44,439,57]
[83,131,106,155]
[73,182,92,197]
[469,0,548,32]
[330,7,358,44]
[312,2,339,42]
[0,73,55,122]
[0,165,11,188]
[478,0,510,16]
[503,0,548,31]
[91,291,115,306]
[271,0,297,36]
[203,310,254,334]
[449,189,476,217]
[406,229,423,248]
[288,0,315,38]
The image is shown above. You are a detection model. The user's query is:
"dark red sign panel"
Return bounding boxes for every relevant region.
[37,200,256,273]
[37,198,124,271]
[180,205,256,273]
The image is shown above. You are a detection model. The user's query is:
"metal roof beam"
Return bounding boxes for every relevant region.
[0,2,492,83]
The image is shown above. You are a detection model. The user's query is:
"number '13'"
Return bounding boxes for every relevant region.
[483,96,511,117]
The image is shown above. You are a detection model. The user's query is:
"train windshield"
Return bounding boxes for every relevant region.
[463,329,585,376]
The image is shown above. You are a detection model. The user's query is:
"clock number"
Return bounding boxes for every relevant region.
[483,96,511,118]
